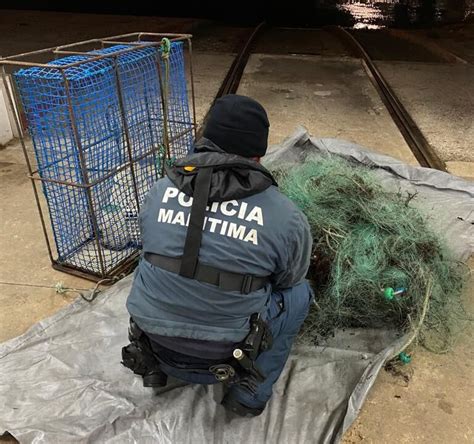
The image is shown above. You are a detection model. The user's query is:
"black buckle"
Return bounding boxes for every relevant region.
[241,275,253,294]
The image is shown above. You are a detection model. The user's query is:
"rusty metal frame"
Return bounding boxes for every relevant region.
[0,32,196,281]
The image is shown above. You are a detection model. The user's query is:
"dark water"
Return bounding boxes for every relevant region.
[261,0,473,28]
[3,1,473,28]
[336,0,473,28]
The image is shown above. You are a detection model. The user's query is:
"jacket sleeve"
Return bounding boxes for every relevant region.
[272,209,313,290]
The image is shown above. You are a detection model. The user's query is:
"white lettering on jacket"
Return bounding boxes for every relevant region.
[157,187,263,246]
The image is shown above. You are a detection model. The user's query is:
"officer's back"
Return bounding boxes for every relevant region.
[125,95,312,417]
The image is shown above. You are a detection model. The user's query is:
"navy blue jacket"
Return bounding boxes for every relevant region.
[127,140,312,343]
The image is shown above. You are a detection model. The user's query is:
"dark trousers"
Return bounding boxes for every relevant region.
[227,280,312,407]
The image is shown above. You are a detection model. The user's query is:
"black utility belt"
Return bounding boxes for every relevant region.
[144,252,269,294]
[152,312,272,386]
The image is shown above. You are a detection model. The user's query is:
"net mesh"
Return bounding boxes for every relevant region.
[275,156,468,353]
[14,41,193,276]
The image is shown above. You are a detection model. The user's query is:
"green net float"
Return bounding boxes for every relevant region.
[399,352,412,364]
[383,287,406,300]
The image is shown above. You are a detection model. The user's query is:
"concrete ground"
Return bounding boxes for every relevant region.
[400,23,474,65]
[344,263,473,444]
[352,26,474,178]
[377,62,474,176]
[1,10,473,444]
[238,54,417,165]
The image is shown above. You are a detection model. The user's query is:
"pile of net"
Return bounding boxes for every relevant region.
[274,156,467,353]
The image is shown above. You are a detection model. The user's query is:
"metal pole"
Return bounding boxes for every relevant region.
[155,48,171,170]
[53,51,98,56]
[9,71,26,134]
[2,35,191,68]
[0,65,55,263]
[137,32,192,40]
[61,68,107,277]
[112,56,142,212]
[1,60,59,68]
[28,174,90,188]
[53,33,139,51]
[2,46,64,60]
[187,38,197,139]
[100,41,146,46]
[143,75,160,182]
[57,42,158,68]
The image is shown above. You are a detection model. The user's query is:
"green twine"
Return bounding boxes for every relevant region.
[274,156,468,353]
[160,37,171,59]
[160,38,171,164]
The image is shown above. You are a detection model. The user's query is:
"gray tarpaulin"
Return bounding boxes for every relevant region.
[265,127,473,261]
[1,128,473,444]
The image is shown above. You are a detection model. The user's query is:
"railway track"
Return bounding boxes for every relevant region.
[197,24,447,172]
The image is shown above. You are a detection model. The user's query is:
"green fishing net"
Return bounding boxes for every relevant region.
[274,156,467,353]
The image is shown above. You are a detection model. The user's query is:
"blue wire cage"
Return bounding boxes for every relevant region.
[12,37,195,279]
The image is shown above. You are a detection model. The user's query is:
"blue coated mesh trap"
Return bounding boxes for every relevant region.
[7,34,195,279]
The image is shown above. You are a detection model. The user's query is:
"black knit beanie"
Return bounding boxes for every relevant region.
[203,94,269,158]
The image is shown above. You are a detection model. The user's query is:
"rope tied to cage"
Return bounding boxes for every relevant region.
[160,37,171,60]
[54,273,127,303]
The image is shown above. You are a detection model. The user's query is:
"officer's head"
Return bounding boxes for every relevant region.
[203,94,269,159]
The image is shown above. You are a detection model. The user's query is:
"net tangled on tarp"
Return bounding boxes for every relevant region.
[274,156,467,353]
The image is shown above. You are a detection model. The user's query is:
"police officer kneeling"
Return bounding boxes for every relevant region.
[123,94,313,417]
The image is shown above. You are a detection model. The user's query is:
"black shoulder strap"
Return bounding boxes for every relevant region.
[179,167,213,279]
